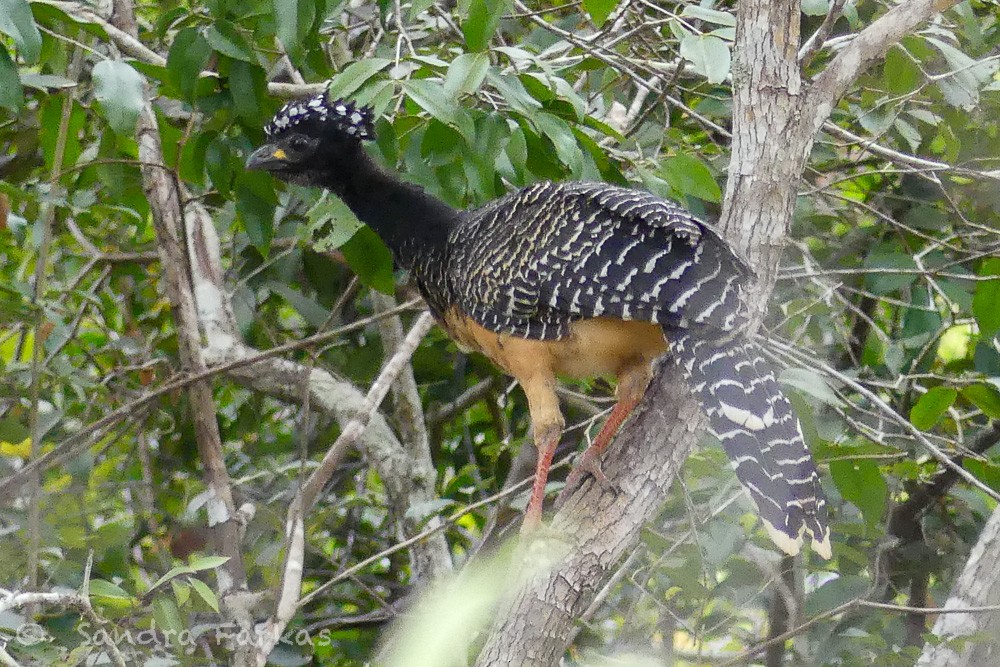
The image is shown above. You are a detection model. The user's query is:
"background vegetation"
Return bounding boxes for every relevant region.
[1,0,999,665]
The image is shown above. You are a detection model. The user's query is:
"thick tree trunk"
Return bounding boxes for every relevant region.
[917,505,1000,666]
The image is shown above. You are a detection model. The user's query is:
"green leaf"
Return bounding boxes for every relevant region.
[307,193,364,251]
[583,0,618,27]
[863,251,918,295]
[679,5,735,26]
[964,459,1000,494]
[340,226,394,294]
[171,579,190,606]
[805,575,869,616]
[167,27,211,100]
[187,555,230,571]
[884,47,921,94]
[188,577,220,612]
[235,171,278,254]
[204,21,254,62]
[444,53,490,97]
[800,0,829,17]
[973,258,1000,339]
[0,0,42,63]
[0,44,23,113]
[658,153,722,203]
[273,0,315,62]
[532,112,583,175]
[88,579,132,600]
[327,58,392,100]
[830,459,887,526]
[910,386,958,430]
[228,60,266,123]
[91,60,145,135]
[962,383,1000,419]
[403,79,474,141]
[150,565,196,592]
[152,596,184,635]
[780,368,842,406]
[925,36,998,109]
[463,0,512,52]
[679,34,731,84]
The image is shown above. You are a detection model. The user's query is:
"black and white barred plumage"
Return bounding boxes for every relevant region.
[442,182,830,556]
[249,87,831,557]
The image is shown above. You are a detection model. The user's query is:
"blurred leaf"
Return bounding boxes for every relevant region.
[583,0,618,27]
[171,579,190,606]
[659,153,721,203]
[444,53,490,97]
[780,368,842,406]
[327,58,392,100]
[801,0,829,17]
[962,384,1000,419]
[235,171,278,254]
[0,44,23,112]
[228,60,266,122]
[463,0,512,51]
[274,0,315,62]
[91,60,145,134]
[964,459,1000,494]
[830,459,887,526]
[973,259,1000,338]
[152,596,184,634]
[89,579,134,603]
[805,575,869,616]
[925,36,998,109]
[532,112,583,175]
[863,251,918,294]
[884,47,921,94]
[340,226,394,294]
[910,386,958,430]
[0,0,41,63]
[187,555,230,571]
[308,193,364,250]
[167,27,212,100]
[189,577,220,612]
[679,34,731,84]
[403,79,474,140]
[204,21,254,62]
[680,5,735,26]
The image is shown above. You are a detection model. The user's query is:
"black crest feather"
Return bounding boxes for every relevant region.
[264,86,376,141]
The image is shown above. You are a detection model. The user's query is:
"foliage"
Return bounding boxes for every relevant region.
[1,0,999,665]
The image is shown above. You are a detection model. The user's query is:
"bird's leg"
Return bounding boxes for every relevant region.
[519,376,563,533]
[556,363,652,506]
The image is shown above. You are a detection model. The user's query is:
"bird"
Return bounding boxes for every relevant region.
[246,88,832,559]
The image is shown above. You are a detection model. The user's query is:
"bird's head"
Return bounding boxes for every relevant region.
[246,89,375,189]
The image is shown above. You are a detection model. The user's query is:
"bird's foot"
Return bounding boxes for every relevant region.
[554,446,617,509]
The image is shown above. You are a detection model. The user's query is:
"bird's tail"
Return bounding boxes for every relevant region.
[668,328,831,559]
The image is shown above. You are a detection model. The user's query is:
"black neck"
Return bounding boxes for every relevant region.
[328,149,459,272]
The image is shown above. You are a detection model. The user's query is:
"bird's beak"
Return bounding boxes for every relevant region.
[245,144,288,171]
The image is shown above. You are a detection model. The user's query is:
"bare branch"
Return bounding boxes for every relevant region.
[805,0,963,131]
[798,0,847,65]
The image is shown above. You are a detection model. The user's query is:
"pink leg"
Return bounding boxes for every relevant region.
[522,426,561,532]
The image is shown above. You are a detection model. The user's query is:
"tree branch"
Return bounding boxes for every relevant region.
[805,0,963,133]
[917,503,1000,666]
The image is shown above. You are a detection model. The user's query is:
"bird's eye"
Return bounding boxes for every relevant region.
[289,136,309,151]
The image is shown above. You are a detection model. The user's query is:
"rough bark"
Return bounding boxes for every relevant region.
[473,0,960,663]
[917,505,1000,666]
[134,70,248,600]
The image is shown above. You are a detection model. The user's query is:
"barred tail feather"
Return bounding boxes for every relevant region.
[669,329,831,559]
